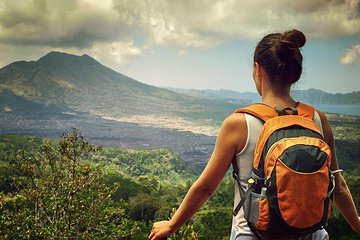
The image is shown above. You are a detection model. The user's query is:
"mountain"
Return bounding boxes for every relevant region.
[0,52,190,116]
[0,88,70,116]
[168,88,360,105]
[2,51,358,121]
[292,89,360,105]
[0,52,236,168]
[0,52,240,124]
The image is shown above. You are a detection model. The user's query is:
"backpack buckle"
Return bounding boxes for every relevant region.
[275,106,298,116]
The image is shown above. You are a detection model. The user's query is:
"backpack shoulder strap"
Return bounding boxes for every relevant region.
[234,103,278,122]
[296,102,315,119]
[235,102,315,121]
[232,103,277,216]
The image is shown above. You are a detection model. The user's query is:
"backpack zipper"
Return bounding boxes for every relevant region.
[263,137,330,175]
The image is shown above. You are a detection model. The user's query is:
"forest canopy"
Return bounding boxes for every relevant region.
[0,129,359,239]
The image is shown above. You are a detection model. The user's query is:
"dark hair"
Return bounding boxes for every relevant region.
[254,29,306,86]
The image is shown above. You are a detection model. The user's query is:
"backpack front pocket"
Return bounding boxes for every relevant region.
[275,159,329,228]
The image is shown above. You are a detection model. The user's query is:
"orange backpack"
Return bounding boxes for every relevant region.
[232,103,334,239]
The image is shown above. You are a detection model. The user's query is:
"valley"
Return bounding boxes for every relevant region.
[0,51,359,170]
[0,110,216,170]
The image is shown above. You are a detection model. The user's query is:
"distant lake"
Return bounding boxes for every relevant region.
[313,104,360,116]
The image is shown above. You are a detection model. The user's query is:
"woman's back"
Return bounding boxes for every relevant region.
[230,110,328,240]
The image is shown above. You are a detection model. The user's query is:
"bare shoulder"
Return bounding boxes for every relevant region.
[316,109,327,122]
[221,112,247,132]
[219,112,247,153]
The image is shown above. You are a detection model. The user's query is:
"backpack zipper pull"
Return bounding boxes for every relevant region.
[261,187,267,196]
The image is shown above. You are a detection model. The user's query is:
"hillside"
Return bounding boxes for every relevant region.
[0,134,199,186]
[0,52,231,167]
[0,51,236,123]
[0,52,184,115]
[0,88,70,116]
[292,89,360,105]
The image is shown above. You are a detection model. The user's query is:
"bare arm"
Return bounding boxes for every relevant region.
[149,113,247,240]
[318,111,360,234]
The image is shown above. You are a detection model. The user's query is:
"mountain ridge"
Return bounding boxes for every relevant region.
[0,51,210,117]
[1,51,359,123]
[167,87,360,105]
[2,51,358,115]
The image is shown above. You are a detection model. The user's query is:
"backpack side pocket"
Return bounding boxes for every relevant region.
[244,192,269,231]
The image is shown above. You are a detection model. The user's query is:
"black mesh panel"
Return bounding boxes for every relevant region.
[279,145,327,172]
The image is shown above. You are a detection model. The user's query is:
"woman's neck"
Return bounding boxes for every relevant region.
[261,88,296,108]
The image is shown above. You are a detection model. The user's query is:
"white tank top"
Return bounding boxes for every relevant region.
[230,111,327,240]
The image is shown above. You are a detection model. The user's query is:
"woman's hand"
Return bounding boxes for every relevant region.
[148,220,175,240]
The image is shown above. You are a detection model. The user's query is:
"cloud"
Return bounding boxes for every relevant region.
[0,40,144,74]
[88,40,144,66]
[177,49,187,56]
[341,44,360,64]
[1,0,359,50]
[113,0,360,48]
[0,0,134,48]
[0,0,359,69]
[0,0,145,68]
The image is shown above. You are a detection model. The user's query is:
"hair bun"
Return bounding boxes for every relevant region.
[283,29,306,48]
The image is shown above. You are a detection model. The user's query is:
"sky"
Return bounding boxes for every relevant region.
[0,0,359,94]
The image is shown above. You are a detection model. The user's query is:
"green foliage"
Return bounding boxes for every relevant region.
[193,207,232,240]
[189,176,234,240]
[328,114,360,141]
[335,140,360,171]
[325,171,360,240]
[0,135,42,163]
[206,176,233,207]
[1,132,359,239]
[0,129,140,239]
[97,147,198,185]
[107,173,143,201]
[167,208,200,240]
[0,135,44,193]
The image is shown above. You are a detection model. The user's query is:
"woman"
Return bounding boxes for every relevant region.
[148,29,360,240]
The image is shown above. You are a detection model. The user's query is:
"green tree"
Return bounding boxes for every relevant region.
[326,171,360,240]
[0,129,140,239]
[167,208,199,240]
